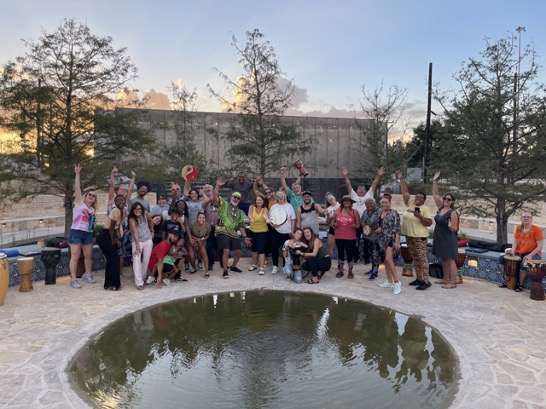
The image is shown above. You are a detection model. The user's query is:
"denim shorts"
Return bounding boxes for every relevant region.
[68,228,94,245]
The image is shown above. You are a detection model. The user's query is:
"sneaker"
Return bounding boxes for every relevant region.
[379,280,394,288]
[184,262,190,271]
[162,278,170,286]
[146,276,156,285]
[364,269,373,275]
[70,279,81,289]
[197,261,203,270]
[409,278,424,286]
[416,281,432,291]
[223,270,229,279]
[271,266,279,275]
[175,277,188,282]
[369,272,378,280]
[393,282,402,295]
[230,266,243,273]
[258,268,265,275]
[81,273,96,284]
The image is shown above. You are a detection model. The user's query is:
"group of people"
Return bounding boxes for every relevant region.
[65,163,542,295]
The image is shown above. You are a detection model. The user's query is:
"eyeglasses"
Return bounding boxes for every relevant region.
[265,191,273,194]
[276,194,285,198]
[87,193,96,198]
[443,197,453,202]
[231,196,241,200]
[135,208,143,211]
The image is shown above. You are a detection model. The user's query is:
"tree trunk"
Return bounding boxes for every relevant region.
[63,195,74,238]
[496,200,509,244]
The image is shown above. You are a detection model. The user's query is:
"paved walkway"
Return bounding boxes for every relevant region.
[0,260,545,409]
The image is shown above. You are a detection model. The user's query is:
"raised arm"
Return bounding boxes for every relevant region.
[183,179,191,198]
[169,182,180,212]
[280,167,289,193]
[341,167,354,195]
[213,177,224,206]
[125,170,136,201]
[73,164,83,205]
[395,170,410,206]
[200,188,211,207]
[369,167,385,196]
[296,207,302,229]
[432,172,443,208]
[108,166,117,205]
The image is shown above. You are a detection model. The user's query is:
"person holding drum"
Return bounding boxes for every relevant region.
[500,213,543,292]
[67,164,97,289]
[432,172,459,289]
[396,170,433,291]
[268,190,297,275]
[213,177,251,279]
[324,192,340,256]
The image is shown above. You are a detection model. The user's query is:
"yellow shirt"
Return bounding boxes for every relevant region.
[401,198,431,238]
[249,206,268,233]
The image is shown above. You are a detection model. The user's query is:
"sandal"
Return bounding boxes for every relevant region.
[441,283,457,289]
[318,271,326,280]
[514,287,523,292]
[335,271,344,278]
[348,272,354,279]
[205,272,210,278]
[248,265,258,271]
[435,279,449,284]
[258,268,265,275]
[306,279,319,284]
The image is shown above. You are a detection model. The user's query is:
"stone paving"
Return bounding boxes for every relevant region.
[1,260,545,409]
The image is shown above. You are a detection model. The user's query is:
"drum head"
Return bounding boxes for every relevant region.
[363,225,371,236]
[504,255,521,261]
[270,208,288,225]
[181,165,199,181]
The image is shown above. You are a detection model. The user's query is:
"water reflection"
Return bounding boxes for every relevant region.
[69,291,458,409]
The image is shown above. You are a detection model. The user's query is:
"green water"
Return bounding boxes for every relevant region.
[68,290,459,409]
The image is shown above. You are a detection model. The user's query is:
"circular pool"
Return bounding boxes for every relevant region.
[68,290,459,408]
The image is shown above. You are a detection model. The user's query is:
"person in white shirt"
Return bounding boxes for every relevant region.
[267,190,296,275]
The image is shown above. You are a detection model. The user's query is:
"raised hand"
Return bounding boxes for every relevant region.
[433,171,441,182]
[340,167,349,177]
[74,164,82,174]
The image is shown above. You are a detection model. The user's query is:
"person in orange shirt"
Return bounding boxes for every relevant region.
[510,212,543,292]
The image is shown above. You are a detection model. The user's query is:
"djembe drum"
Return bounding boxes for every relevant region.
[400,244,414,277]
[525,261,546,301]
[503,255,521,290]
[41,247,61,285]
[0,253,8,306]
[17,257,35,292]
[455,249,466,284]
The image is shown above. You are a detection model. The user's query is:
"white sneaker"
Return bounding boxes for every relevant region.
[378,280,394,288]
[271,266,279,275]
[146,276,155,285]
[162,278,170,287]
[81,273,96,284]
[258,268,265,275]
[393,282,402,295]
[70,279,81,289]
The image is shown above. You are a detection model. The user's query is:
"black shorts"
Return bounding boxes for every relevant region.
[216,234,242,251]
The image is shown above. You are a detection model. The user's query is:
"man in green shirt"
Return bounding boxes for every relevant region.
[214,177,251,279]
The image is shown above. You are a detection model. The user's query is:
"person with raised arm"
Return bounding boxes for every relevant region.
[396,169,433,291]
[342,166,385,265]
[280,166,305,213]
[67,164,97,289]
[224,171,254,215]
[107,166,135,212]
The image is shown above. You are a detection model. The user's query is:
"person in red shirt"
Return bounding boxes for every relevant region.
[148,226,185,288]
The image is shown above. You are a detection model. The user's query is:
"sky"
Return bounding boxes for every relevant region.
[1,0,546,134]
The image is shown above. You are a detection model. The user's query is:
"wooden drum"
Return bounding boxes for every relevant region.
[504,255,521,290]
[455,249,466,284]
[525,261,546,301]
[0,253,8,306]
[400,244,414,277]
[17,257,35,292]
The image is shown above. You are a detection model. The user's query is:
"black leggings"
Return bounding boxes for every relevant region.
[336,239,356,268]
[302,256,332,277]
[96,230,121,288]
[270,230,290,267]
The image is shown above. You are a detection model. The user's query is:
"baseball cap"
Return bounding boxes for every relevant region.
[167,225,181,237]
[232,192,242,198]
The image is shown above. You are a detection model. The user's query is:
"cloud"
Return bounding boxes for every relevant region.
[143,89,171,110]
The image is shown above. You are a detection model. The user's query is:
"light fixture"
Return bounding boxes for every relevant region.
[39,219,44,224]
[467,257,478,268]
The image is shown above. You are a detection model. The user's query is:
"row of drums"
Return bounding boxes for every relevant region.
[399,244,545,301]
[0,248,62,306]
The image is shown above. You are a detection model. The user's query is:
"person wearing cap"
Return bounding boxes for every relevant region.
[224,171,254,215]
[214,177,251,279]
[296,190,325,235]
[332,194,361,279]
[341,166,385,266]
[147,227,187,288]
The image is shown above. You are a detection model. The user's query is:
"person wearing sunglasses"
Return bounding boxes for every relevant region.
[67,164,97,289]
[397,169,433,291]
[431,172,460,289]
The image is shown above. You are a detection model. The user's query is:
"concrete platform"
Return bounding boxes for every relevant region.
[0,260,545,409]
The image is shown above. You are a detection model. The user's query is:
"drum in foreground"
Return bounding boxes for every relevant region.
[269,208,288,226]
[42,247,61,285]
[17,257,35,292]
[0,253,8,306]
[400,244,413,277]
[525,260,546,301]
[503,255,521,290]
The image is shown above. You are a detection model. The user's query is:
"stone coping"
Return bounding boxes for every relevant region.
[0,261,545,408]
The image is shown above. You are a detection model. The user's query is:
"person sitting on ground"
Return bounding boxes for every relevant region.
[301,227,331,284]
[282,228,307,283]
[148,226,187,288]
[213,177,251,279]
[189,212,212,278]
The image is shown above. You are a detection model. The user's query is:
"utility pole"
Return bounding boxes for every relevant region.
[423,62,433,183]
[513,27,525,145]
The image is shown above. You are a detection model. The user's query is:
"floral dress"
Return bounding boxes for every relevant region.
[378,209,400,261]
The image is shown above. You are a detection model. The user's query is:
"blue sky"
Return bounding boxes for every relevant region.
[1,0,546,129]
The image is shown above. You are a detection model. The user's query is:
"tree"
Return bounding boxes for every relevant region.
[147,82,210,183]
[436,33,546,243]
[0,19,153,236]
[208,29,311,176]
[354,82,408,181]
